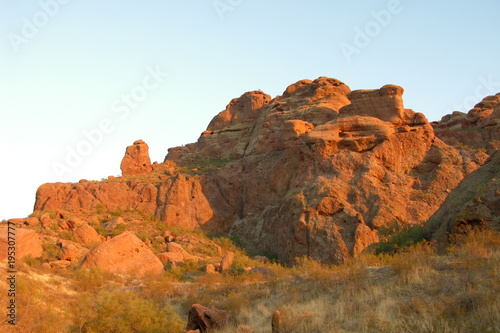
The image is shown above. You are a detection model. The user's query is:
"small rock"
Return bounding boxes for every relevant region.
[204,264,217,274]
[50,260,71,269]
[156,252,184,264]
[102,217,126,231]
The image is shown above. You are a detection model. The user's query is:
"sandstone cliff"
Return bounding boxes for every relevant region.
[33,77,497,264]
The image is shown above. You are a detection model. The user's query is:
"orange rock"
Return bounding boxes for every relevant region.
[166,242,192,260]
[80,232,164,276]
[218,251,234,272]
[156,252,184,264]
[120,140,153,176]
[186,304,230,332]
[74,224,104,245]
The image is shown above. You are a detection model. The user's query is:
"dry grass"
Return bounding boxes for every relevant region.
[1,226,498,332]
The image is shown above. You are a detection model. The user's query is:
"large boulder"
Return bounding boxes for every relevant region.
[0,226,43,260]
[120,139,153,176]
[80,232,164,276]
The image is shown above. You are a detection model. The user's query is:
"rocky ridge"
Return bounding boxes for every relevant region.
[29,77,498,264]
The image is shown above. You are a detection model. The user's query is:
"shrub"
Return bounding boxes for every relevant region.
[77,290,185,333]
[373,221,427,255]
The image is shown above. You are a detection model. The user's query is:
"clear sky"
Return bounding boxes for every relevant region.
[1,0,499,220]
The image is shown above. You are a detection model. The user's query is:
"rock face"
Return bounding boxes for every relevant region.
[433,94,500,154]
[186,304,230,332]
[80,232,164,276]
[34,174,216,231]
[33,77,495,264]
[426,151,500,251]
[120,140,153,176]
[0,226,43,260]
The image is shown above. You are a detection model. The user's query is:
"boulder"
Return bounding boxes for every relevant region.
[218,251,234,272]
[186,304,230,332]
[166,242,193,260]
[80,232,164,276]
[59,243,84,261]
[74,224,104,245]
[156,252,184,264]
[120,139,153,176]
[25,217,40,226]
[0,226,43,260]
[102,217,126,231]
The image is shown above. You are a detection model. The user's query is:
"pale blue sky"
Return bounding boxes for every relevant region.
[1,0,499,219]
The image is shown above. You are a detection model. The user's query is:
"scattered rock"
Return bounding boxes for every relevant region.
[204,264,217,274]
[166,242,193,260]
[156,252,184,264]
[25,217,39,226]
[218,251,234,272]
[80,232,164,276]
[74,224,104,245]
[40,213,55,228]
[163,230,175,242]
[186,304,230,332]
[102,217,126,231]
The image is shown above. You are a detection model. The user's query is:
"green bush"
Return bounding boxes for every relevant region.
[77,290,185,333]
[373,222,427,255]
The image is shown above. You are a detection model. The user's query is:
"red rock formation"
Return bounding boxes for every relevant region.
[34,77,494,264]
[120,140,153,176]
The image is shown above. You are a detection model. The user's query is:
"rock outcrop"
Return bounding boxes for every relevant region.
[33,77,495,264]
[0,226,43,260]
[433,94,500,154]
[425,151,500,251]
[80,232,164,276]
[120,139,153,176]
